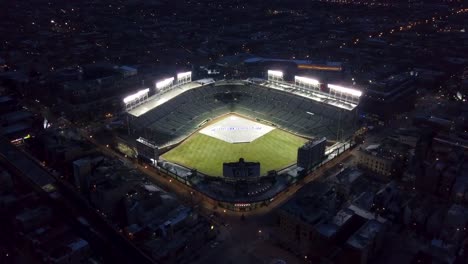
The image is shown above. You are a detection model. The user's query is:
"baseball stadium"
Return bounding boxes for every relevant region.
[121,70,360,210]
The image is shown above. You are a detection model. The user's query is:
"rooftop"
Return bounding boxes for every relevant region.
[15,206,53,224]
[68,238,89,251]
[0,110,33,123]
[366,73,414,95]
[0,138,56,188]
[281,181,339,225]
[316,208,356,238]
[346,219,384,250]
[360,138,409,160]
[1,122,31,136]
[0,95,13,104]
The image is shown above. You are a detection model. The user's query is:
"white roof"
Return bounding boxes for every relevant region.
[128,82,202,117]
[365,144,380,151]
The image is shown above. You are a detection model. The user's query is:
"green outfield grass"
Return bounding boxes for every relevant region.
[162,129,308,176]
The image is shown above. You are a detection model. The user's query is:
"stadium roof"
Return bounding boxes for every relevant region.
[128,82,202,117]
[1,122,31,136]
[256,80,358,111]
[128,78,358,119]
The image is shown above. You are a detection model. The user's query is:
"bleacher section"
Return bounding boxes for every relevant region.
[128,81,357,146]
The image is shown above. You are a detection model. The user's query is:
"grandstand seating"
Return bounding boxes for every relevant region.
[128,82,357,146]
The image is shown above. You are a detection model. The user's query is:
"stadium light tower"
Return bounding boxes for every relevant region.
[327,84,362,104]
[176,71,192,86]
[155,77,175,93]
[267,70,284,83]
[294,76,320,92]
[123,88,150,111]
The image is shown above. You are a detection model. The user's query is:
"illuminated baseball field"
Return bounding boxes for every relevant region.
[162,115,308,176]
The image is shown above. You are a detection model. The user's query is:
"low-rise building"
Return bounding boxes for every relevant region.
[46,238,91,264]
[274,181,343,256]
[14,206,53,233]
[344,219,386,264]
[357,139,409,178]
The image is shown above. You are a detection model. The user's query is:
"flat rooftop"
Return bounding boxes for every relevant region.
[128,82,203,117]
[1,122,31,136]
[0,138,56,188]
[1,110,32,122]
[0,96,13,104]
[366,74,414,95]
[347,219,384,250]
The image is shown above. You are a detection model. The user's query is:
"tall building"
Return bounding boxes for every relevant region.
[297,137,326,172]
